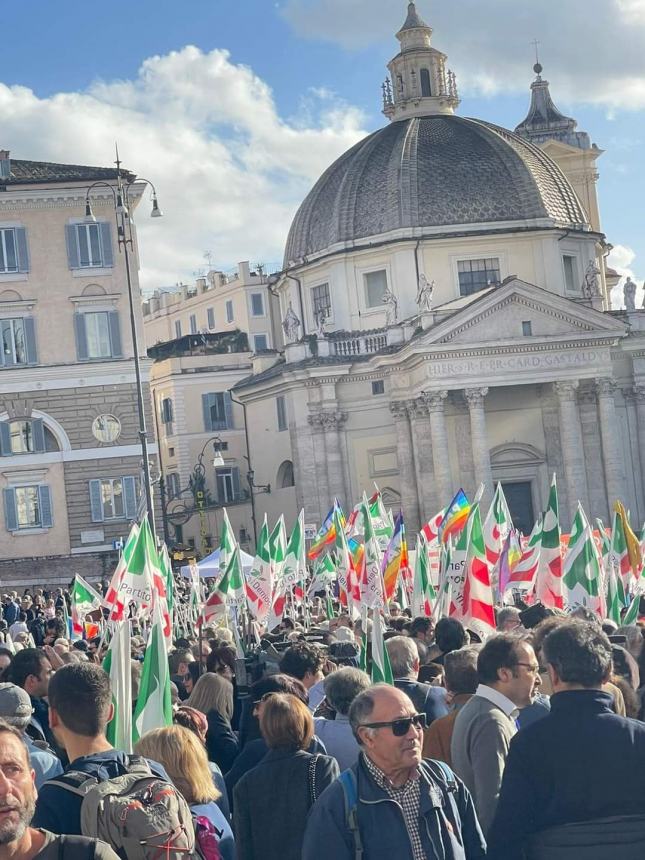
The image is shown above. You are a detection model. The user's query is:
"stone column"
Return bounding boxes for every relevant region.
[307,413,330,520]
[322,410,348,512]
[596,377,626,511]
[554,381,589,523]
[578,387,608,522]
[464,387,493,507]
[390,401,421,530]
[425,390,452,504]
[634,385,645,499]
[408,398,435,520]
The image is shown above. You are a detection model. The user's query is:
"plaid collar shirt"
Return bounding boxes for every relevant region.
[363,753,425,860]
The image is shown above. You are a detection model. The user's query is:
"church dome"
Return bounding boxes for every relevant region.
[284,114,589,267]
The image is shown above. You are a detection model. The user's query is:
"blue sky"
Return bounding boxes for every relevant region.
[1,0,643,298]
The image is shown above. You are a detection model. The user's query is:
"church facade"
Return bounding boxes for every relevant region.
[235,3,645,534]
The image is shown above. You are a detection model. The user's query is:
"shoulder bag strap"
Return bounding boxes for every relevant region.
[338,770,363,860]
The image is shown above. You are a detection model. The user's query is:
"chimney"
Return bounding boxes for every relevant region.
[238,261,251,283]
[0,151,10,179]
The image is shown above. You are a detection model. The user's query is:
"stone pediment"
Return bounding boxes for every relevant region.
[421,279,626,347]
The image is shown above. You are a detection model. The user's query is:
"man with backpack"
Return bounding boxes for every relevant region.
[0,716,118,859]
[302,684,486,860]
[32,663,200,859]
[488,620,645,859]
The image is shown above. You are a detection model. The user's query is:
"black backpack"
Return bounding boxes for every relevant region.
[527,815,645,860]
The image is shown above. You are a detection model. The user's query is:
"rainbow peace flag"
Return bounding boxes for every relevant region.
[439,489,471,544]
[382,512,407,600]
[308,501,345,559]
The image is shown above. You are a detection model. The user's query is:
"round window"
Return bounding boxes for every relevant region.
[92,414,121,443]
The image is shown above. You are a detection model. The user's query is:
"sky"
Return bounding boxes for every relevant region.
[0,0,643,306]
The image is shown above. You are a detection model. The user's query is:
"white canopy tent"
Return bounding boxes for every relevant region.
[179,546,255,579]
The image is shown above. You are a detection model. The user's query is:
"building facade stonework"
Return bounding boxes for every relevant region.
[0,152,158,585]
[233,4,645,536]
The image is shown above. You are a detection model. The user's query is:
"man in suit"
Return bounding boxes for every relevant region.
[451,633,541,834]
[488,620,645,859]
[385,636,448,726]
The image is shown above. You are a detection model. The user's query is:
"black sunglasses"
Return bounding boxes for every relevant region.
[359,713,427,736]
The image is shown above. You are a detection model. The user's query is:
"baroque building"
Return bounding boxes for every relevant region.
[234,3,645,535]
[0,150,157,584]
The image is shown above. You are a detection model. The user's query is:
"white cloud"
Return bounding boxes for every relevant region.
[0,47,367,288]
[607,244,644,309]
[282,0,645,109]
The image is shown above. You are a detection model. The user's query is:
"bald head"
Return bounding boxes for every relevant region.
[349,684,415,742]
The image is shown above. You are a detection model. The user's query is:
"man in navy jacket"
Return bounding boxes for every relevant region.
[488,619,645,859]
[303,684,485,860]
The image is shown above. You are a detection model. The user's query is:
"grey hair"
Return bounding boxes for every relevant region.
[348,685,387,744]
[496,607,520,629]
[385,636,418,679]
[323,667,371,716]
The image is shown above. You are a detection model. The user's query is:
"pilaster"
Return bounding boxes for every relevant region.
[390,400,421,531]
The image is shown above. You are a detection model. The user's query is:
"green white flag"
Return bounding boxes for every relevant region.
[537,474,564,609]
[132,601,172,743]
[71,575,103,638]
[218,508,238,582]
[412,533,435,617]
[283,510,306,587]
[370,608,393,684]
[103,622,132,753]
[269,515,287,580]
[563,503,604,615]
[246,516,273,624]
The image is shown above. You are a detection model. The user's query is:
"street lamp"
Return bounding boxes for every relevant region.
[84,147,162,540]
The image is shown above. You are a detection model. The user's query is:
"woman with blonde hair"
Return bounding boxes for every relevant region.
[186,671,239,771]
[134,724,235,860]
[233,692,338,860]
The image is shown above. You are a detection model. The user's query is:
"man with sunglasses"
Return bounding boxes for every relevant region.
[303,684,485,860]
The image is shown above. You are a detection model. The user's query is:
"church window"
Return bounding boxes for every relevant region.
[312,283,331,319]
[522,321,532,336]
[457,258,500,296]
[364,270,388,308]
[372,380,385,395]
[420,68,432,97]
[562,255,578,292]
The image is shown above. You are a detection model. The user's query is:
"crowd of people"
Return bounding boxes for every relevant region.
[0,585,644,858]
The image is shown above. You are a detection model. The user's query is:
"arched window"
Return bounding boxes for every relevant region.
[420,68,432,97]
[276,460,295,489]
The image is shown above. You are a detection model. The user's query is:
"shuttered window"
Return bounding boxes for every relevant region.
[0,227,29,273]
[3,485,52,531]
[65,222,114,269]
[0,419,45,456]
[0,317,37,367]
[201,392,233,431]
[74,311,122,360]
[88,476,137,522]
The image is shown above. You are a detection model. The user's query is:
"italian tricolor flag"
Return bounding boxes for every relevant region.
[461,503,495,640]
[411,533,435,617]
[70,575,103,639]
[563,503,604,616]
[245,516,273,624]
[536,475,564,609]
[132,601,172,743]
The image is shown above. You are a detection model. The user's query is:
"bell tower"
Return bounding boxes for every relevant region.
[382,2,459,121]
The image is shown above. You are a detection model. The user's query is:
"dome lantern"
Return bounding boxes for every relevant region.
[382,2,459,121]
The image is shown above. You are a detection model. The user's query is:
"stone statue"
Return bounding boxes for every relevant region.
[583,259,601,298]
[282,302,301,342]
[416,273,434,312]
[382,288,398,325]
[623,276,637,311]
[313,306,327,337]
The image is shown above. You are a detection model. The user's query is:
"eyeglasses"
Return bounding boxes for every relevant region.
[514,662,541,675]
[359,713,427,736]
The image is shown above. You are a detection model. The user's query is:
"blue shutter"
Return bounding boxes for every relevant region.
[38,486,53,528]
[74,314,88,360]
[108,311,122,357]
[15,228,29,273]
[0,422,11,456]
[231,466,241,501]
[89,479,104,522]
[224,392,234,429]
[23,317,37,364]
[3,488,17,531]
[65,225,80,269]
[202,393,215,432]
[31,418,45,453]
[122,476,137,519]
[99,222,114,267]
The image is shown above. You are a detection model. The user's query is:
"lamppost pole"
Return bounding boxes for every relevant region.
[84,147,163,542]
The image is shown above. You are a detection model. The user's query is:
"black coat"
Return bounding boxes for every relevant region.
[394,679,449,725]
[233,748,339,860]
[205,708,239,773]
[488,689,645,859]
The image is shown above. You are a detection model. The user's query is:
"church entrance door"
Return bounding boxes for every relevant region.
[501,481,535,536]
